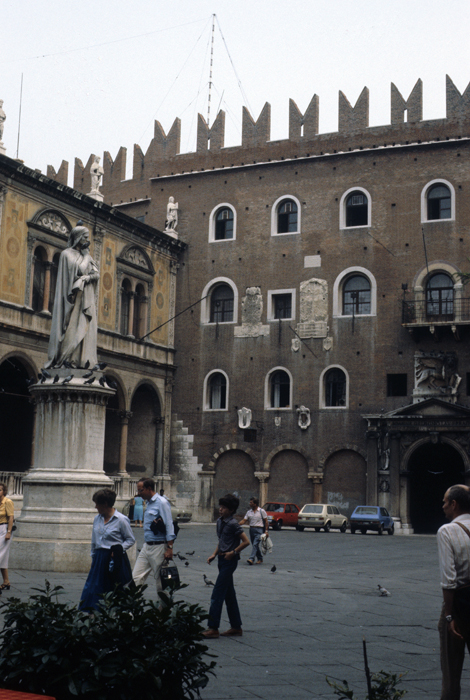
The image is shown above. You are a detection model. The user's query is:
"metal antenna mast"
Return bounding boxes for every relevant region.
[206,13,216,126]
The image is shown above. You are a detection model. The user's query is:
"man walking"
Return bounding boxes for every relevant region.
[132,478,175,594]
[437,483,470,700]
[203,494,249,639]
[239,497,268,564]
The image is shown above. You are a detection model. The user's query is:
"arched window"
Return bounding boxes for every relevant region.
[210,284,234,323]
[277,199,298,233]
[133,284,145,338]
[271,195,301,236]
[48,252,60,313]
[426,273,454,319]
[215,208,234,240]
[32,246,47,312]
[120,279,132,335]
[324,368,347,407]
[269,370,291,408]
[205,372,228,410]
[343,275,371,315]
[427,184,451,220]
[345,191,368,227]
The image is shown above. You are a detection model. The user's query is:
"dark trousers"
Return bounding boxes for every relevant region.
[208,554,242,630]
[439,605,470,700]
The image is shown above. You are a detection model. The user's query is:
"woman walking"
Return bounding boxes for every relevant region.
[0,483,14,590]
[80,489,135,611]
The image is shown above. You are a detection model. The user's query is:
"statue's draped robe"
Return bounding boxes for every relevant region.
[45,247,99,368]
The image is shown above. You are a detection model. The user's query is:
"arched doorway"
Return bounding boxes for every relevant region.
[0,357,34,472]
[268,450,311,507]
[213,450,257,519]
[409,441,464,533]
[127,384,162,477]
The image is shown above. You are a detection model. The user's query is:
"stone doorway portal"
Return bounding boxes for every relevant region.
[409,441,464,533]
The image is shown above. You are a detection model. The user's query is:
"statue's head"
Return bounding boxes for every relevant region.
[68,225,90,250]
[169,196,174,203]
[94,156,100,163]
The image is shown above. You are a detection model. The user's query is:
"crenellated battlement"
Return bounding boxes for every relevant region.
[47,76,470,197]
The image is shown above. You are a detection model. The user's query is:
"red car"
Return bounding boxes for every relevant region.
[263,502,301,530]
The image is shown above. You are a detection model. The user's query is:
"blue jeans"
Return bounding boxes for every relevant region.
[249,526,264,562]
[208,554,242,630]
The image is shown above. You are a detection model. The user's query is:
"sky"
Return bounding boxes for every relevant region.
[1,0,470,183]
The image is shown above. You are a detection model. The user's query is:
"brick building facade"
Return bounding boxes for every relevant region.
[50,76,470,531]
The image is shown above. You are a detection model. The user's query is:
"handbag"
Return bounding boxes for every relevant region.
[160,561,180,589]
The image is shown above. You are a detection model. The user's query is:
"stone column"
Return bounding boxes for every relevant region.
[365,430,379,504]
[255,471,269,505]
[42,261,52,313]
[389,431,401,516]
[140,295,149,340]
[127,291,135,336]
[118,410,132,473]
[168,261,178,347]
[25,237,37,307]
[11,370,116,572]
[310,472,323,502]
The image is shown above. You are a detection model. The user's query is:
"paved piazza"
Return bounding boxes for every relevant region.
[5,524,463,699]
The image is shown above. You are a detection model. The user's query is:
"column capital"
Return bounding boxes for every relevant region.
[119,410,133,422]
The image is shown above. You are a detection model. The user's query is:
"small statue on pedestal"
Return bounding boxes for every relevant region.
[164,197,178,233]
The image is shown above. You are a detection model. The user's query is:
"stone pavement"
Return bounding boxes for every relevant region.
[2,524,463,699]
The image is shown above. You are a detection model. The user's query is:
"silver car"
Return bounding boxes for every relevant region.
[297,504,348,533]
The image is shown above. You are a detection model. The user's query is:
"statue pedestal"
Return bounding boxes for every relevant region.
[10,371,116,572]
[0,142,5,155]
[87,190,104,202]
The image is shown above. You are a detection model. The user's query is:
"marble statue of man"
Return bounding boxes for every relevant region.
[0,101,5,142]
[45,225,99,369]
[165,196,178,231]
[90,156,104,194]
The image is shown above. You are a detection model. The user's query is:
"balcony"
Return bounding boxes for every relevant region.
[402,298,470,340]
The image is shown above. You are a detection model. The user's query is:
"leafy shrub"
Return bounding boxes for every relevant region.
[0,581,216,700]
[327,671,407,700]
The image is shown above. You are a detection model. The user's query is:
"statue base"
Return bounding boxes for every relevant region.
[87,190,104,202]
[0,142,5,155]
[9,370,126,573]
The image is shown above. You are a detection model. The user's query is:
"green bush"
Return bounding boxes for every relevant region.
[327,671,407,700]
[0,581,216,699]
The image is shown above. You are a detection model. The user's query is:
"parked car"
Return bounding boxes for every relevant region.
[263,502,300,530]
[297,504,348,532]
[349,506,394,535]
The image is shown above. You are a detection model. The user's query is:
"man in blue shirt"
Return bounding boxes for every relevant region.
[132,478,175,594]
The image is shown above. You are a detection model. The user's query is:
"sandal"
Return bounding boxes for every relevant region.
[0,584,10,590]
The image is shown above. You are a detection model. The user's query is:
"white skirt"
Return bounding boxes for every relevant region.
[0,523,12,568]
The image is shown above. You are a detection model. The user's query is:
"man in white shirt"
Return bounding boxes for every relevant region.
[239,497,268,565]
[437,483,470,700]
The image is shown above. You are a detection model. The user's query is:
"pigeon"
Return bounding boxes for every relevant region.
[105,377,118,390]
[203,575,214,587]
[62,360,73,369]
[185,551,195,556]
[53,375,60,384]
[99,376,107,387]
[184,561,189,567]
[83,370,94,379]
[92,362,107,371]
[40,373,47,384]
[271,565,277,573]
[26,377,36,387]
[176,553,187,561]
[62,375,74,385]
[378,584,391,597]
[84,376,96,385]
[40,368,51,379]
[84,360,90,369]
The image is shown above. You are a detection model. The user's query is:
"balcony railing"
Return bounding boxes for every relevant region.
[402,298,470,325]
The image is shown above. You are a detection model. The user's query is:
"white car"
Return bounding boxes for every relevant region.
[296,504,348,533]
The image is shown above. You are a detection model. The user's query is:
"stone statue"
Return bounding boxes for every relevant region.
[296,405,311,430]
[164,196,178,232]
[0,100,5,142]
[90,156,104,194]
[237,407,252,429]
[45,225,99,369]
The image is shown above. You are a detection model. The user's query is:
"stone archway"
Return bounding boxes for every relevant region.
[127,384,162,477]
[322,449,367,518]
[267,449,311,507]
[0,357,35,472]
[213,450,258,518]
[408,439,464,533]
